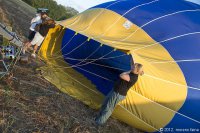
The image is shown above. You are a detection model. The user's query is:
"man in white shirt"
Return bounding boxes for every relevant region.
[27,12,48,41]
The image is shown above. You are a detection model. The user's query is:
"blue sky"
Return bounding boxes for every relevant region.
[55,0,114,12]
[55,0,200,12]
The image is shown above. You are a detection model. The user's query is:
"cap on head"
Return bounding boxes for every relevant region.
[37,8,49,14]
[41,12,48,16]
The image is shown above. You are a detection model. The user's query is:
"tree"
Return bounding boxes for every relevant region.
[22,0,79,20]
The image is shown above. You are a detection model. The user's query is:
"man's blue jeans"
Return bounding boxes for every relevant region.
[95,90,126,125]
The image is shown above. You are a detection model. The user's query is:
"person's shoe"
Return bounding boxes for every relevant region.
[93,118,104,131]
[31,53,36,58]
[94,117,104,126]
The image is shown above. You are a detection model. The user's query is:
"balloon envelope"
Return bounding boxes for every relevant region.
[39,0,200,132]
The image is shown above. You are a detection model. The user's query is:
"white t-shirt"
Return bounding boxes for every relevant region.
[29,14,42,31]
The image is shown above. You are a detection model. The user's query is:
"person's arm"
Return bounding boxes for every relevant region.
[120,71,131,82]
[34,24,41,32]
[31,16,41,24]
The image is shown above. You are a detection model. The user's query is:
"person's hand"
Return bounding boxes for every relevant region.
[140,70,144,76]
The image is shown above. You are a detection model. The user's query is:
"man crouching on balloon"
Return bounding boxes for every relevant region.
[95,59,144,125]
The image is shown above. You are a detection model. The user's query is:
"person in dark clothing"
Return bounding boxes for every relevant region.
[28,12,48,41]
[23,19,55,58]
[95,62,144,125]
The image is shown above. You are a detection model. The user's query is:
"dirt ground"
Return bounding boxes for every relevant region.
[0,57,141,133]
[0,0,142,132]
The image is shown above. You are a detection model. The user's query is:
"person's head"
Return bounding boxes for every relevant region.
[43,19,55,25]
[132,63,144,76]
[48,19,55,25]
[41,12,48,19]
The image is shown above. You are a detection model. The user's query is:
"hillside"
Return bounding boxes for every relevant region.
[0,0,141,133]
[0,0,35,38]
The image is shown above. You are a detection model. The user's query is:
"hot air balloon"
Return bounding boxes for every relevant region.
[38,0,200,132]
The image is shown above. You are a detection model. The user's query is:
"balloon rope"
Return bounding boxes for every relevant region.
[42,39,200,94]
[132,32,200,52]
[94,0,159,39]
[38,32,200,91]
[51,49,115,69]
[71,49,114,68]
[51,13,85,56]
[63,54,127,61]
[129,88,200,124]
[52,0,159,59]
[49,39,88,59]
[56,9,200,59]
[46,53,127,61]
[51,0,128,58]
[38,32,200,77]
[32,1,200,127]
[52,55,200,92]
[78,0,127,33]
[144,74,200,91]
[117,104,161,132]
[45,32,200,63]
[66,46,101,68]
[53,0,127,56]
[53,34,76,55]
[41,54,200,127]
[63,40,88,56]
[51,58,200,125]
[150,59,200,64]
[48,59,124,81]
[44,63,161,132]
[45,56,126,71]
[46,45,103,72]
[69,65,113,82]
[57,2,200,61]
[33,49,200,127]
[51,3,200,65]
[39,42,200,92]
[95,9,200,47]
[120,9,200,42]
[89,62,125,71]
[55,0,159,57]
[46,59,114,82]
